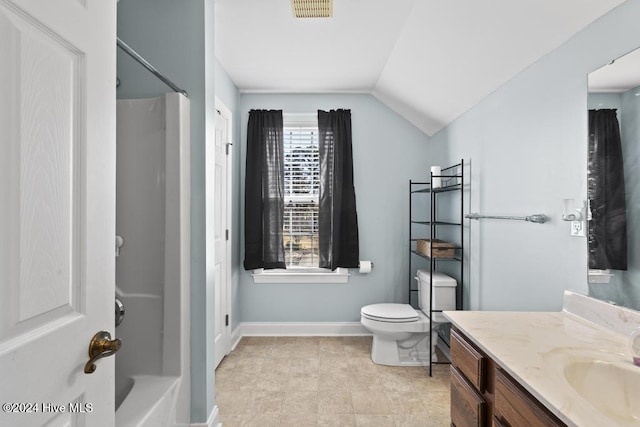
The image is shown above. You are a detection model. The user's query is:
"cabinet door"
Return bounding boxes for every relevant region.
[494,369,565,427]
[451,366,487,427]
[451,327,487,392]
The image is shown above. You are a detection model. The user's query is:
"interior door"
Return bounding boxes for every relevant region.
[0,1,116,426]
[213,100,231,368]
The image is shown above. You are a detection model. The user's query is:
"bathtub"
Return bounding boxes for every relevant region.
[116,376,181,427]
[114,292,172,425]
[115,94,190,427]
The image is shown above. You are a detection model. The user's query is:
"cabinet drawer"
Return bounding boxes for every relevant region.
[451,366,487,427]
[451,327,487,392]
[494,369,565,427]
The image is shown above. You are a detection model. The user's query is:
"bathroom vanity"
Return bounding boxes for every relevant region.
[450,326,564,426]
[444,291,640,427]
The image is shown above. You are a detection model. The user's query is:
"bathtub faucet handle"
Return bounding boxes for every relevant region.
[84,331,122,374]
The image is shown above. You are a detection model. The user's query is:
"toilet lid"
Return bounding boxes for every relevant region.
[361,304,419,323]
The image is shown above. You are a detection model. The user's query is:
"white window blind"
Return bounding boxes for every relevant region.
[283,123,319,267]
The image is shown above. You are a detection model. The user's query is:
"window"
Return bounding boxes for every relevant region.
[251,113,348,283]
[283,121,319,267]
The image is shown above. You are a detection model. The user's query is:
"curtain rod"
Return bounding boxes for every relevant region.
[116,37,188,97]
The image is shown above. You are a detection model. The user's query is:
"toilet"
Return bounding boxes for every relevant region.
[360,270,457,366]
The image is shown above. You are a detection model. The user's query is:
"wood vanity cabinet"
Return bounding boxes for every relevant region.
[450,326,493,426]
[494,369,565,427]
[450,326,566,427]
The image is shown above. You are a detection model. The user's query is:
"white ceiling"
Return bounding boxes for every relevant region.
[215,0,626,136]
[588,47,640,92]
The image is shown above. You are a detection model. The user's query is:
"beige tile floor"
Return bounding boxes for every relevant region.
[215,336,451,427]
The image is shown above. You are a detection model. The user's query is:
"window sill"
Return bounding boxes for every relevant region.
[588,269,613,284]
[252,267,349,284]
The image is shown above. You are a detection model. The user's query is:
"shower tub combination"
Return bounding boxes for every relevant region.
[114,94,190,427]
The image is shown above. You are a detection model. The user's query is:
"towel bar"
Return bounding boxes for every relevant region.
[465,213,547,224]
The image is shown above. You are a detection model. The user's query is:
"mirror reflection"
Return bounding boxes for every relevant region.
[587,48,640,310]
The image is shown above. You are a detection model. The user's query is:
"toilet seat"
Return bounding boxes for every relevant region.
[361,303,419,323]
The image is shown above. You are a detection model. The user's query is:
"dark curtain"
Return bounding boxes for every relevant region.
[588,109,627,270]
[244,110,286,270]
[318,109,359,270]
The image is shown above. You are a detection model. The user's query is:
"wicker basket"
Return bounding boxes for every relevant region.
[416,239,456,258]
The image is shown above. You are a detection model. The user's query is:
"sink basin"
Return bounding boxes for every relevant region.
[564,360,640,425]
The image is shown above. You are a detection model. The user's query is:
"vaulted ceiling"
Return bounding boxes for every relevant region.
[215,0,627,136]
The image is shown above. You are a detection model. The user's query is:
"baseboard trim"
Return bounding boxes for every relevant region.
[190,405,219,427]
[230,325,243,351]
[234,321,370,338]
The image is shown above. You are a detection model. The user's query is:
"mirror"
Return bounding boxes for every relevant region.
[587,48,640,311]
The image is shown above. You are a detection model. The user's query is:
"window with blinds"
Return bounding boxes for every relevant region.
[283,123,319,267]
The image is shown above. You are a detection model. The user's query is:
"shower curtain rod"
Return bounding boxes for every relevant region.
[117,37,188,97]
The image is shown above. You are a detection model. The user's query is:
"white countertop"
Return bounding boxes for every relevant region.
[444,291,640,427]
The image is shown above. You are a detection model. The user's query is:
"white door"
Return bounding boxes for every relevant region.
[0,0,116,426]
[213,99,232,368]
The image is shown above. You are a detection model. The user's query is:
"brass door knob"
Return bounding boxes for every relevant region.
[84,331,121,374]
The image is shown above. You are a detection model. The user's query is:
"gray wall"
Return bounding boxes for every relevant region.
[116,0,216,422]
[237,94,429,323]
[587,93,622,111]
[429,0,640,311]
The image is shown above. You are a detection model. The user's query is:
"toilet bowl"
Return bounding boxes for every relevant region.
[360,271,457,366]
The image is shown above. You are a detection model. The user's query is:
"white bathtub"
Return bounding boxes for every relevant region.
[115,94,190,427]
[116,376,181,427]
[115,292,186,426]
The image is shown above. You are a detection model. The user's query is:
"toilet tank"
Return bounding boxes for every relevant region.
[416,270,457,314]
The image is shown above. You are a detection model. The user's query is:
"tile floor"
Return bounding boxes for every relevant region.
[215,336,451,427]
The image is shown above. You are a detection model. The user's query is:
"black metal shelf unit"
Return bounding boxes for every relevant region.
[409,160,464,376]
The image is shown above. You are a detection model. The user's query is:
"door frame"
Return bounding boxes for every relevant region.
[214,97,233,362]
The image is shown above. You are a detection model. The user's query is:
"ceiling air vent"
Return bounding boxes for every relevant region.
[291,0,333,18]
